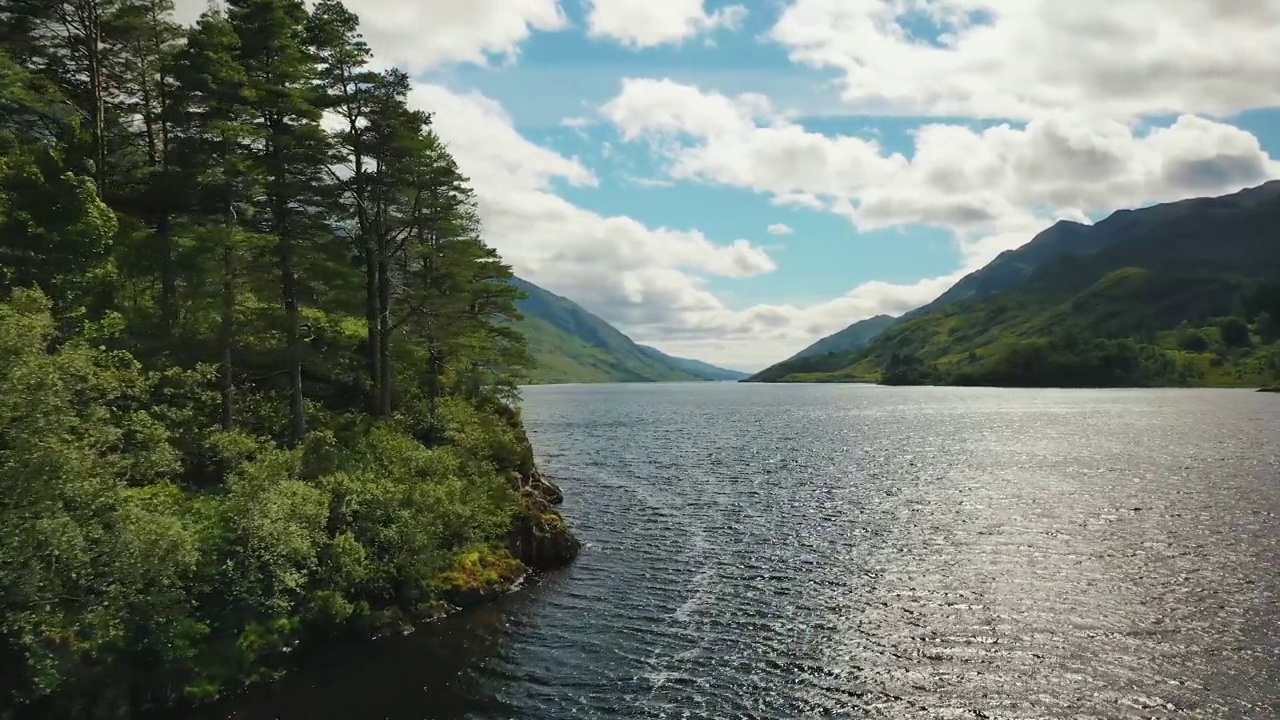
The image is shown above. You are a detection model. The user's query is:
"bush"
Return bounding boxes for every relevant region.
[0,291,531,715]
[1216,316,1252,347]
[1176,328,1211,352]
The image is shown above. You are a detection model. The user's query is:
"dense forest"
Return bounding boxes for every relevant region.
[0,0,577,717]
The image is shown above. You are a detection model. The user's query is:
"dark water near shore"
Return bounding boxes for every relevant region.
[189,384,1280,719]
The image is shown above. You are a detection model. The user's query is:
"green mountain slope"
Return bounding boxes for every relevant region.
[752,181,1280,383]
[511,278,741,384]
[789,314,898,360]
[751,181,1280,387]
[639,345,747,380]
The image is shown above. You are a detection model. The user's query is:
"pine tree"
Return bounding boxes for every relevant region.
[170,6,254,428]
[109,0,185,326]
[0,0,124,193]
[307,0,383,412]
[225,0,331,444]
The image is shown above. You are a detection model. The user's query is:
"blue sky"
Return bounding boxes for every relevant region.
[175,0,1280,370]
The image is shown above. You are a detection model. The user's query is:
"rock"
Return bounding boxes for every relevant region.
[529,469,565,505]
[506,504,580,571]
[503,467,579,571]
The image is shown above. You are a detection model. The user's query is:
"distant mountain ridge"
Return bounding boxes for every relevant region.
[748,180,1280,386]
[510,278,744,384]
[638,345,747,381]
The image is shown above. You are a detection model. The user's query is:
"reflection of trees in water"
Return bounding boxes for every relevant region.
[170,587,548,720]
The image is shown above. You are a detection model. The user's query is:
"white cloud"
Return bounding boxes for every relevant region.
[585,0,748,48]
[769,0,1280,120]
[172,0,566,71]
[628,176,676,188]
[604,78,908,199]
[602,78,1280,238]
[767,223,794,235]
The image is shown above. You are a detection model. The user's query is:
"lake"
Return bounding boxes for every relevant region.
[187,384,1280,719]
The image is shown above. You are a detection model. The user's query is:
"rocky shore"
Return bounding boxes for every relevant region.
[425,467,580,616]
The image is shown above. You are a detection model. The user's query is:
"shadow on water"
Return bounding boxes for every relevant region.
[170,569,573,720]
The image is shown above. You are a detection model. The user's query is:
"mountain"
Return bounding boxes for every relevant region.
[789,314,898,360]
[638,345,748,380]
[749,181,1280,387]
[755,181,1280,382]
[901,180,1280,323]
[510,278,742,384]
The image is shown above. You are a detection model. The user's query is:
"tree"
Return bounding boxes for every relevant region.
[0,61,117,308]
[1256,311,1274,341]
[1216,316,1252,348]
[170,7,255,429]
[225,0,332,445]
[1176,327,1210,353]
[881,349,928,385]
[307,0,383,412]
[0,0,125,193]
[0,2,562,715]
[108,0,185,326]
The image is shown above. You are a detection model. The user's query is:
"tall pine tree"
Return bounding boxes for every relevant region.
[225,0,330,444]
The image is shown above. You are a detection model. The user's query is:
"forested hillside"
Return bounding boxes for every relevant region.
[750,183,1280,386]
[0,1,576,717]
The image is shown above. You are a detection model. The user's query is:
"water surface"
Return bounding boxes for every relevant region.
[193,384,1280,719]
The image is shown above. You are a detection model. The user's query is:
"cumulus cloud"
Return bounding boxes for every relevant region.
[603,78,907,197]
[769,0,1280,120]
[602,78,1280,239]
[585,0,748,48]
[172,0,566,71]
[768,223,794,235]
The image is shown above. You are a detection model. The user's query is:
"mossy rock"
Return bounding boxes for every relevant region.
[507,506,580,571]
[431,546,526,607]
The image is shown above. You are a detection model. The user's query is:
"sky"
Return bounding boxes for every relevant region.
[176,0,1280,372]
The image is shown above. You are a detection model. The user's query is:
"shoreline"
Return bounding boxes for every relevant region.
[137,466,580,720]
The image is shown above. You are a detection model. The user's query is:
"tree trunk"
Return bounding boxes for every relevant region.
[141,46,177,329]
[377,253,392,416]
[364,241,380,414]
[219,232,235,431]
[426,340,441,420]
[281,231,305,445]
[159,213,177,327]
[86,0,107,194]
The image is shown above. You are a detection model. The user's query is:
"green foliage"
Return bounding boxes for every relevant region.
[1176,326,1211,352]
[0,1,554,716]
[1216,316,1252,348]
[1257,311,1275,341]
[881,349,932,386]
